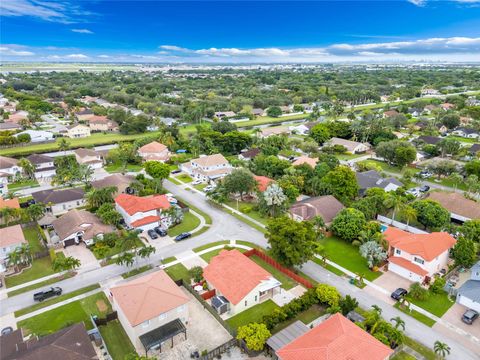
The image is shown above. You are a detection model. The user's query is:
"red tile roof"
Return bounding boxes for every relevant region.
[388,257,429,276]
[384,227,456,261]
[203,250,273,305]
[292,156,318,168]
[0,197,20,209]
[131,215,160,228]
[254,175,274,192]
[115,194,170,215]
[138,141,168,153]
[277,313,393,360]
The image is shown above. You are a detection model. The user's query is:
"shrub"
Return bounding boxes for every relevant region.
[240,205,252,213]
[49,248,57,262]
[189,266,203,283]
[316,284,341,307]
[237,323,271,351]
[409,282,429,301]
[429,277,446,294]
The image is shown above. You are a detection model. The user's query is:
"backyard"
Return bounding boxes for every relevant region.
[23,225,45,254]
[168,212,200,237]
[98,320,135,360]
[165,263,190,282]
[318,236,382,281]
[226,299,280,330]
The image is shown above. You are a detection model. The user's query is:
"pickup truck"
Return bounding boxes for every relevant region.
[33,287,62,302]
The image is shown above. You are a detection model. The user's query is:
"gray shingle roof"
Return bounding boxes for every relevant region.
[458,280,480,304]
[356,170,403,191]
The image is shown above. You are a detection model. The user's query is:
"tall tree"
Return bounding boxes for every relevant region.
[221,168,257,200]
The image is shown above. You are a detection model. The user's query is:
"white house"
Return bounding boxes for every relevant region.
[27,154,56,180]
[456,262,480,313]
[0,224,27,273]
[115,193,172,231]
[289,121,318,135]
[66,124,91,138]
[137,141,171,162]
[110,270,190,351]
[74,148,104,169]
[14,130,54,143]
[32,188,86,216]
[384,227,456,283]
[181,154,232,182]
[203,250,281,316]
[325,137,371,154]
[356,170,403,196]
[0,156,21,195]
[451,127,480,139]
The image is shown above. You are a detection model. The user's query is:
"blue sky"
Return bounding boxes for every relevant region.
[1,0,480,62]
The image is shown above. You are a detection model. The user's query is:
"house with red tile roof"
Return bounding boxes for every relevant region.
[292,156,318,168]
[138,141,171,162]
[203,250,281,315]
[115,193,171,231]
[384,227,456,283]
[0,224,27,273]
[110,270,190,350]
[276,313,393,360]
[254,175,274,192]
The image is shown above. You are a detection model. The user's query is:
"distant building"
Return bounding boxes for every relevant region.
[289,195,344,225]
[88,116,119,132]
[451,127,480,139]
[259,126,290,138]
[325,137,371,154]
[238,148,261,161]
[0,122,22,132]
[138,141,171,162]
[214,111,236,119]
[14,130,54,143]
[292,156,318,168]
[416,135,442,145]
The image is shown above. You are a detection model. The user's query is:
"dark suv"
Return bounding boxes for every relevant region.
[391,288,408,301]
[154,227,167,237]
[33,287,62,302]
[462,309,479,325]
[175,232,191,241]
[147,229,158,239]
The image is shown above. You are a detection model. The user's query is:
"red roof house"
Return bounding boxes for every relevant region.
[115,194,172,231]
[276,313,393,360]
[138,141,171,162]
[254,175,274,192]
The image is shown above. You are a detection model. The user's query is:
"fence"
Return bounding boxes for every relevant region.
[377,215,428,234]
[199,338,238,360]
[0,139,56,149]
[201,289,216,300]
[93,311,118,326]
[243,248,314,289]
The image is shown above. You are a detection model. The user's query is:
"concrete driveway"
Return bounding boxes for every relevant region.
[61,243,98,267]
[373,271,412,293]
[438,303,480,341]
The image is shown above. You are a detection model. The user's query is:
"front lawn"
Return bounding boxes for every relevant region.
[168,212,201,237]
[105,162,143,173]
[193,183,207,191]
[391,352,416,360]
[23,225,45,254]
[93,238,144,259]
[99,319,135,360]
[193,241,230,253]
[393,303,436,327]
[5,256,57,288]
[407,291,454,317]
[226,300,280,330]
[250,255,297,290]
[122,265,152,279]
[17,292,112,336]
[164,263,190,282]
[176,173,193,183]
[224,199,269,225]
[8,179,39,191]
[318,237,382,281]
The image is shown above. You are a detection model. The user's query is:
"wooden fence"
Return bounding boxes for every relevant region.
[201,289,216,300]
[199,338,238,360]
[243,248,313,289]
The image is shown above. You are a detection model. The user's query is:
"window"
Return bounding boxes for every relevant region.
[141,320,150,328]
[413,257,424,265]
[255,295,257,302]
[244,300,247,307]
[395,249,401,255]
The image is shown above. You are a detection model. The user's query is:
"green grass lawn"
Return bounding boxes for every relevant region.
[335,153,366,160]
[176,173,193,183]
[5,256,58,288]
[93,238,144,259]
[312,257,346,277]
[425,177,468,191]
[175,196,212,224]
[272,304,325,333]
[8,179,39,191]
[165,263,190,282]
[168,176,182,185]
[7,265,71,296]
[193,183,207,191]
[357,159,420,175]
[250,255,297,290]
[394,303,436,327]
[105,162,143,173]
[168,212,201,237]
[318,237,382,281]
[391,351,416,360]
[224,199,269,225]
[446,135,477,144]
[121,265,153,279]
[162,256,177,264]
[403,336,436,360]
[23,225,45,254]
[235,113,307,127]
[407,291,454,317]
[193,241,230,253]
[226,300,280,330]
[14,284,100,317]
[17,292,112,336]
[99,320,135,360]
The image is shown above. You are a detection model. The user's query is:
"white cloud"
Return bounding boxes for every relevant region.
[408,0,426,6]
[159,45,190,52]
[71,28,93,34]
[98,55,110,58]
[65,53,88,59]
[0,46,34,56]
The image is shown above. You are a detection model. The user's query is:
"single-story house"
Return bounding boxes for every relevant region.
[384,227,456,283]
[292,156,318,168]
[204,250,281,315]
[32,188,86,216]
[74,148,104,169]
[325,137,371,154]
[469,143,480,155]
[275,313,393,360]
[252,108,265,117]
[8,110,28,123]
[289,122,318,135]
[289,195,344,225]
[51,209,115,247]
[383,109,399,118]
[0,197,20,210]
[0,224,27,273]
[0,323,97,360]
[138,141,171,162]
[66,124,91,138]
[115,193,172,231]
[259,126,290,138]
[14,130,54,143]
[91,173,135,196]
[254,175,274,192]
[451,127,480,139]
[238,148,261,161]
[181,154,232,182]
[110,270,190,351]
[214,111,236,119]
[0,122,22,132]
[426,191,480,223]
[356,170,403,196]
[456,261,480,313]
[441,103,455,111]
[416,135,442,146]
[74,108,95,121]
[27,154,56,179]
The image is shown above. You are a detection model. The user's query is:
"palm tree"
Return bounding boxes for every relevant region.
[7,250,22,272]
[448,173,463,192]
[78,164,94,186]
[383,193,405,223]
[17,244,32,266]
[371,304,383,315]
[86,187,117,210]
[400,205,417,229]
[27,202,45,222]
[58,138,70,155]
[390,316,406,330]
[434,341,451,358]
[18,158,35,180]
[116,252,135,268]
[52,256,81,272]
[137,245,156,266]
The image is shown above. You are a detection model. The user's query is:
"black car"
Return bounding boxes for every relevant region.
[147,229,158,239]
[1,327,13,336]
[390,288,408,301]
[419,185,430,192]
[462,309,479,325]
[154,227,167,237]
[171,169,181,174]
[33,287,62,302]
[175,232,191,241]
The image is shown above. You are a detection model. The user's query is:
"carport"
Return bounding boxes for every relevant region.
[139,319,187,355]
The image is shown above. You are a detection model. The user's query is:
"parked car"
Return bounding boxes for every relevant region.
[192,180,203,185]
[33,287,62,302]
[171,169,181,174]
[419,171,433,179]
[175,232,191,241]
[204,185,215,192]
[1,327,13,336]
[154,227,167,237]
[406,188,421,197]
[462,309,479,325]
[390,288,408,301]
[419,185,430,192]
[147,229,158,239]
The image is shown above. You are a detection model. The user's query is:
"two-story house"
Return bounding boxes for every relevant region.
[32,188,86,216]
[0,156,21,196]
[456,261,480,313]
[74,148,104,169]
[91,173,135,196]
[204,250,281,316]
[181,154,232,182]
[384,227,456,283]
[137,141,171,162]
[66,124,91,138]
[27,154,56,180]
[0,224,27,273]
[88,116,119,132]
[110,270,190,351]
[115,193,171,231]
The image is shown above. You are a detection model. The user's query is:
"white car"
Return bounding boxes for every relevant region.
[192,180,203,185]
[406,188,421,197]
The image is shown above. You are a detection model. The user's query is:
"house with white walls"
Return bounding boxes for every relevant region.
[181,154,232,182]
[27,154,56,180]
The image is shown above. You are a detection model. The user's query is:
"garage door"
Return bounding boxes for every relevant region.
[63,238,77,247]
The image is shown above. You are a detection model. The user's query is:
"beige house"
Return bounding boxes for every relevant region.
[292,156,318,168]
[32,188,86,216]
[289,195,345,225]
[110,270,190,351]
[181,154,232,182]
[138,141,171,162]
[74,148,103,169]
[91,173,135,196]
[0,224,27,273]
[325,137,371,154]
[66,124,91,138]
[88,116,119,132]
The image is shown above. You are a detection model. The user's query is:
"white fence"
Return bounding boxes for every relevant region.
[377,215,428,234]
